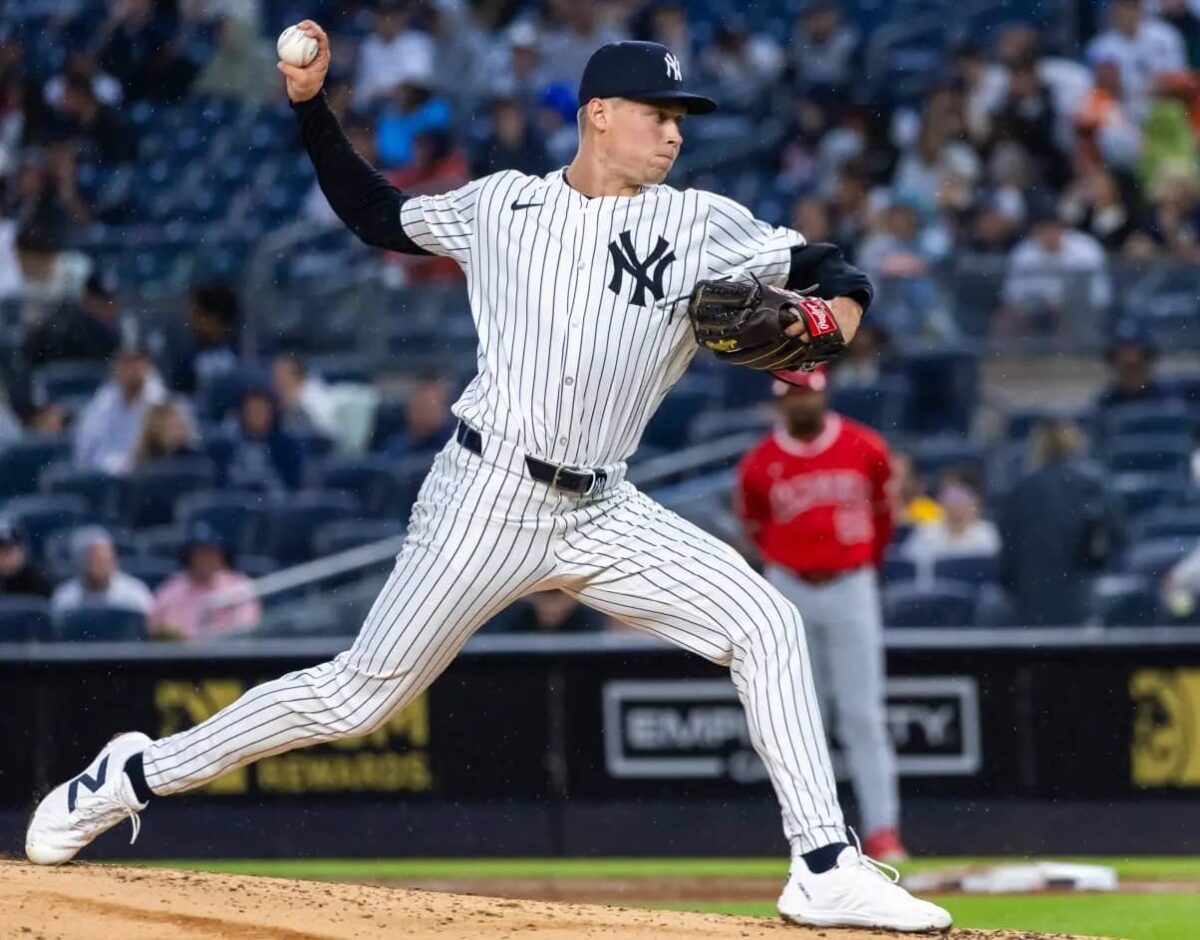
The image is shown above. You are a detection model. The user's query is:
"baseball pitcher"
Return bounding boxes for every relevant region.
[27,25,949,931]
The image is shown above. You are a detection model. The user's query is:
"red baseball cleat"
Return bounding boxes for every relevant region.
[863,827,910,864]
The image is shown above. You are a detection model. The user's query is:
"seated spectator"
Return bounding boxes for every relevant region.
[224,387,304,491]
[701,18,785,115]
[486,22,553,113]
[989,59,1071,190]
[383,376,454,461]
[792,0,860,103]
[1073,57,1142,173]
[57,73,135,166]
[50,526,152,622]
[1058,167,1142,251]
[1086,0,1186,118]
[473,96,551,177]
[903,468,1000,561]
[5,146,94,233]
[44,47,123,113]
[1000,421,1123,625]
[27,402,67,438]
[11,223,92,318]
[132,401,201,468]
[490,591,604,633]
[23,268,123,367]
[354,0,436,107]
[1000,204,1111,340]
[376,78,453,170]
[74,343,168,475]
[892,452,943,527]
[190,14,274,106]
[149,523,261,640]
[272,354,337,438]
[168,281,241,394]
[1096,320,1168,408]
[97,0,197,102]
[0,518,52,597]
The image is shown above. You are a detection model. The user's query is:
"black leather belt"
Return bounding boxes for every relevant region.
[456,421,607,496]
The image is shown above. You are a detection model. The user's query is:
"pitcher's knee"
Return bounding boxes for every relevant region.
[288,655,411,741]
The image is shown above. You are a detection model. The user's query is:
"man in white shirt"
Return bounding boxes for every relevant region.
[73,344,168,475]
[50,526,152,624]
[1087,0,1187,115]
[354,2,436,106]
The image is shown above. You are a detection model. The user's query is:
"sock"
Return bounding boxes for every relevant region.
[123,752,155,804]
[802,841,850,874]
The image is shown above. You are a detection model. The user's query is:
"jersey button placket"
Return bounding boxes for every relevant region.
[558,203,591,461]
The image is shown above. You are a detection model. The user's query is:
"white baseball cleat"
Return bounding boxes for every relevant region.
[778,845,952,932]
[26,732,151,865]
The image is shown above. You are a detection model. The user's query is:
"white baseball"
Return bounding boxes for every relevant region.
[277,25,318,67]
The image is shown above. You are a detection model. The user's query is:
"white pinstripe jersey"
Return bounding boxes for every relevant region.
[400,168,804,467]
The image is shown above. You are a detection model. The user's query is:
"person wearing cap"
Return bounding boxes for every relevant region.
[737,367,906,865]
[73,341,169,476]
[149,523,261,641]
[25,28,954,933]
[0,518,53,598]
[49,526,152,624]
[1097,319,1168,409]
[23,267,123,367]
[354,0,435,106]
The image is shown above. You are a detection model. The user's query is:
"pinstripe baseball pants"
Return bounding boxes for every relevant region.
[143,436,847,854]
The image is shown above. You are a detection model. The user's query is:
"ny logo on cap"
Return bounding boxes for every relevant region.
[607,231,676,307]
[664,52,682,81]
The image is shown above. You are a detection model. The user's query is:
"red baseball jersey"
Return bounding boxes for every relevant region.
[737,414,894,576]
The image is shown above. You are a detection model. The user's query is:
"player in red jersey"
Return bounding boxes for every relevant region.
[736,366,906,862]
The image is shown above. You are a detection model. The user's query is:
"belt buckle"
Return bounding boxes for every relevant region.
[550,464,565,490]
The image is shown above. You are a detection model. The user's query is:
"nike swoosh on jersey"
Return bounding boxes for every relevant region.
[511,200,544,210]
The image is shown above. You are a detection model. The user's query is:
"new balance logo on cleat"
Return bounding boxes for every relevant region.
[67,756,108,812]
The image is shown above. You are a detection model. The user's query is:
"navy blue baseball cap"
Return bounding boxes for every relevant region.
[578,41,717,115]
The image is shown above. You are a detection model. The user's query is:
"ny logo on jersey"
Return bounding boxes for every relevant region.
[67,756,108,812]
[607,231,676,307]
[664,52,682,81]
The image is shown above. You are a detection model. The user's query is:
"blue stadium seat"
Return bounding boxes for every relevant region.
[0,595,52,642]
[136,525,190,561]
[309,459,404,516]
[33,360,108,402]
[910,437,986,484]
[881,555,918,584]
[882,582,977,627]
[1105,435,1192,476]
[1136,507,1200,541]
[40,466,129,522]
[264,491,361,565]
[55,607,148,642]
[237,554,280,578]
[197,366,269,423]
[127,458,218,528]
[830,377,910,435]
[1092,577,1160,627]
[4,494,91,561]
[933,555,1000,586]
[312,519,407,557]
[120,555,178,591]
[1123,537,1193,578]
[175,491,275,555]
[0,439,71,501]
[1113,473,1185,517]
[1101,401,1194,439]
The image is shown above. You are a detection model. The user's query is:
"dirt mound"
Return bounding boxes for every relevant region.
[1,860,1102,939]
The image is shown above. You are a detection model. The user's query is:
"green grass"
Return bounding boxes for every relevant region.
[141,857,1200,940]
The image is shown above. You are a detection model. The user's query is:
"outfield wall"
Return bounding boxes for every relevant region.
[3,630,1200,857]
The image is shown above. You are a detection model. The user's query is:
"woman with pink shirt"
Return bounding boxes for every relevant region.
[149,523,262,641]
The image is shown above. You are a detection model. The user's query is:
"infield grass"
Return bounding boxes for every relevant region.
[148,857,1200,940]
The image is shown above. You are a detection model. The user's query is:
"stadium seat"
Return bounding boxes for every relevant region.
[136,525,190,561]
[309,458,404,516]
[236,554,280,578]
[197,366,268,423]
[3,494,91,561]
[830,377,910,435]
[1100,401,1193,439]
[881,551,917,584]
[127,458,218,528]
[120,555,178,591]
[55,607,148,642]
[312,519,407,557]
[1105,435,1192,476]
[0,439,71,502]
[40,465,129,522]
[882,582,977,628]
[175,491,275,556]
[33,360,108,402]
[1136,507,1200,541]
[933,555,1000,586]
[0,595,52,642]
[910,437,986,484]
[263,491,361,565]
[1112,473,1184,517]
[1122,537,1193,578]
[1092,576,1160,627]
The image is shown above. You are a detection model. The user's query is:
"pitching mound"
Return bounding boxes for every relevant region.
[2,860,1100,939]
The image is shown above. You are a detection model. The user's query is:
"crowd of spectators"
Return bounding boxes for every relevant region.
[0,1,1199,639]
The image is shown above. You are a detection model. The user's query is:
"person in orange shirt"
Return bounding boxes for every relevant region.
[737,366,906,862]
